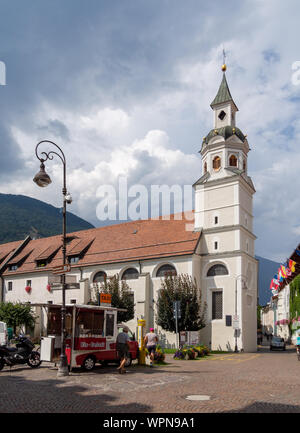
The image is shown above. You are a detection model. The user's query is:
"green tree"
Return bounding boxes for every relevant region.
[93,274,134,323]
[0,302,36,333]
[289,274,300,335]
[257,305,262,330]
[156,273,207,333]
[290,274,300,320]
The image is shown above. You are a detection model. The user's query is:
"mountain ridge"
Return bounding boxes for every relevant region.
[256,255,281,306]
[0,193,94,243]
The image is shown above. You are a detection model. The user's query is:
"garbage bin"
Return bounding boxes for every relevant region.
[40,336,55,362]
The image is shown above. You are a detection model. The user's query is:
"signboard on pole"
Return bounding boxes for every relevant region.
[100,293,111,306]
[180,331,186,343]
[233,315,239,329]
[52,264,71,275]
[173,301,181,348]
[173,301,181,319]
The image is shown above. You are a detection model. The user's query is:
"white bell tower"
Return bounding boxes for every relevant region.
[194,63,258,352]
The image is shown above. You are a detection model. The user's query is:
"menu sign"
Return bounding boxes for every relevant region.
[100,293,112,305]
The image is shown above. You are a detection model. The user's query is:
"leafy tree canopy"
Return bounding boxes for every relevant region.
[92,274,134,323]
[0,302,36,333]
[290,274,300,325]
[156,273,207,333]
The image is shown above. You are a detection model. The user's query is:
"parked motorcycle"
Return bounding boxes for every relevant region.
[0,334,41,370]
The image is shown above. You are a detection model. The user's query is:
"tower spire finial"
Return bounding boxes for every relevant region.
[221,47,227,72]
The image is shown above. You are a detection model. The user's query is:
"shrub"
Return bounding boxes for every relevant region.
[186,348,196,359]
[173,349,186,360]
[173,344,210,360]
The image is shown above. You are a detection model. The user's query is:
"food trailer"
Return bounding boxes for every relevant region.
[36,302,139,371]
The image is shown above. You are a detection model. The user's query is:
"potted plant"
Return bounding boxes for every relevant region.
[186,348,196,360]
[173,348,186,360]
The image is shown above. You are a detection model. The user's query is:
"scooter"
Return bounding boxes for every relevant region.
[0,334,41,370]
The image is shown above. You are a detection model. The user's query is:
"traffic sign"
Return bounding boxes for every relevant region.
[233,315,239,329]
[173,301,181,319]
[52,264,71,275]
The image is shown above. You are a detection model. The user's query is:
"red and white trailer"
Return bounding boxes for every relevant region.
[38,303,139,371]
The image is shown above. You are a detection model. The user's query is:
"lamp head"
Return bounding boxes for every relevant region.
[33,162,52,188]
[65,193,73,204]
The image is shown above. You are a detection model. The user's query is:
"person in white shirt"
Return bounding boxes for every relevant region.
[144,328,158,367]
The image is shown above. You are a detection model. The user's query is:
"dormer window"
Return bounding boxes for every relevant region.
[67,238,94,266]
[218,110,226,121]
[229,154,237,167]
[9,264,18,271]
[35,244,61,269]
[213,156,221,171]
[69,256,80,264]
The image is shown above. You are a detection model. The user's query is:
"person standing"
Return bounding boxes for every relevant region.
[144,328,158,367]
[116,326,130,374]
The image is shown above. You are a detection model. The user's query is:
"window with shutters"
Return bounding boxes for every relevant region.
[212,291,223,320]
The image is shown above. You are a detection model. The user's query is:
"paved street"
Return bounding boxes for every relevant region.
[1,343,300,413]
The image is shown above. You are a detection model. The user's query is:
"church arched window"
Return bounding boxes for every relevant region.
[156,264,177,278]
[229,155,237,167]
[207,264,228,277]
[93,271,107,283]
[213,156,221,171]
[121,268,139,280]
[204,161,207,173]
[243,159,246,171]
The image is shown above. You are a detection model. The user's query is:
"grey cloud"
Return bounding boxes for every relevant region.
[37,120,70,142]
[0,126,22,178]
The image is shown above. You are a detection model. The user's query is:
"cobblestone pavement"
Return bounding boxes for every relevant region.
[1,344,300,413]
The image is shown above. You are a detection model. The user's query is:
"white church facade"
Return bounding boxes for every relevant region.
[0,66,258,352]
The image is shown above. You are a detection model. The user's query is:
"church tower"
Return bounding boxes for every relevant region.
[194,63,258,352]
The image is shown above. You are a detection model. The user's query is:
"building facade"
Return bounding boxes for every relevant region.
[0,66,258,351]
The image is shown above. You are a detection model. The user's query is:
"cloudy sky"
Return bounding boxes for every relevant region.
[0,0,299,261]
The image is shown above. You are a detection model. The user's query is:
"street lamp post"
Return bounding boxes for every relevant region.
[33,140,71,377]
[234,274,247,353]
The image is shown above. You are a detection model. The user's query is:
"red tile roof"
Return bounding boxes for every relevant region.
[0,211,199,276]
[36,244,61,261]
[67,237,95,256]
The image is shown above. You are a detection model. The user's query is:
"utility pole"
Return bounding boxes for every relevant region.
[173,301,181,348]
